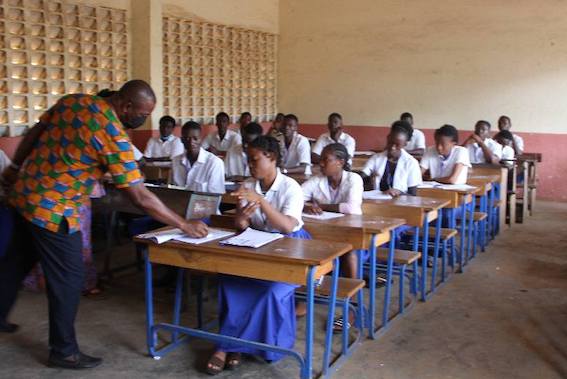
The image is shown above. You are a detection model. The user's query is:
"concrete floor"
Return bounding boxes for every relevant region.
[1,200,566,379]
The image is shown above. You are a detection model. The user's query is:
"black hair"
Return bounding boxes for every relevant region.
[275,113,285,120]
[476,120,491,129]
[400,112,413,120]
[216,112,230,121]
[181,120,201,134]
[328,112,342,121]
[494,130,513,141]
[248,135,282,167]
[391,120,413,140]
[284,113,299,124]
[240,112,252,118]
[498,115,511,123]
[96,88,115,97]
[434,124,459,143]
[322,143,351,171]
[159,115,176,126]
[243,122,263,136]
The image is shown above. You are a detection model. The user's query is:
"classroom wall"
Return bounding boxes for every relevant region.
[279,0,567,201]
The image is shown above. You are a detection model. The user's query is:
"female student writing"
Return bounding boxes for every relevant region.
[360,121,422,196]
[420,124,471,184]
[206,136,310,375]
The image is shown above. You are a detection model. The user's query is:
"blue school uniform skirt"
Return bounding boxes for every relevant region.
[216,228,311,362]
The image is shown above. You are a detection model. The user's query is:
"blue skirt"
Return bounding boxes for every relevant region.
[216,228,311,361]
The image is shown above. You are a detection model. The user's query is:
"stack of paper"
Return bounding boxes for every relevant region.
[362,190,393,200]
[418,181,443,188]
[219,228,284,248]
[137,228,185,244]
[437,184,476,191]
[137,228,235,245]
[302,211,345,220]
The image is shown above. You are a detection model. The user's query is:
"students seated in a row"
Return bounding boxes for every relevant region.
[463,120,502,164]
[206,136,309,375]
[361,121,422,196]
[279,114,312,174]
[311,112,356,164]
[400,112,426,156]
[420,124,471,184]
[143,116,184,164]
[498,115,524,155]
[170,121,225,194]
[202,112,242,155]
[224,122,263,177]
[494,130,516,162]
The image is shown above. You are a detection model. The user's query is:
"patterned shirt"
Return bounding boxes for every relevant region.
[10,94,143,233]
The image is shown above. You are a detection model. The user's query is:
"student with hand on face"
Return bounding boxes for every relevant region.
[279,114,312,175]
[268,113,285,135]
[143,115,184,164]
[311,113,356,165]
[202,112,242,156]
[400,112,426,156]
[463,120,502,165]
[361,121,422,197]
[206,136,310,375]
[224,122,263,178]
[493,130,516,163]
[170,121,225,194]
[497,115,524,155]
[420,124,471,184]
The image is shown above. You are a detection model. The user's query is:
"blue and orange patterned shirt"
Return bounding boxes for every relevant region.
[10,94,143,233]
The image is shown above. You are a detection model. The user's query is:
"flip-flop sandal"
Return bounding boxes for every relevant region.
[332,317,351,334]
[206,355,226,376]
[225,353,242,370]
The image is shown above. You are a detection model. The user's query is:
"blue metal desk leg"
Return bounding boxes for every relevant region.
[420,215,429,301]
[322,258,340,376]
[142,244,158,357]
[430,211,442,293]
[172,268,184,343]
[302,267,316,379]
[458,203,466,273]
[356,249,365,330]
[466,195,476,264]
[367,235,378,339]
[382,231,396,327]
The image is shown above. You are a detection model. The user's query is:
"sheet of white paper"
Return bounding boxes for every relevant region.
[220,228,284,248]
[302,211,345,220]
[137,228,185,244]
[418,181,443,188]
[362,190,394,200]
[437,184,476,191]
[173,228,235,245]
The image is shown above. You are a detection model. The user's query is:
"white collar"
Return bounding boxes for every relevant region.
[255,169,284,195]
[181,147,208,168]
[158,134,174,143]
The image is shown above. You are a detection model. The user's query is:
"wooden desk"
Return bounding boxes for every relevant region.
[470,165,508,228]
[135,231,352,379]
[517,153,541,216]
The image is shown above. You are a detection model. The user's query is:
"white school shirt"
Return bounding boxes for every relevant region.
[224,144,249,177]
[201,129,242,152]
[311,132,356,161]
[144,135,184,159]
[361,149,422,192]
[0,149,11,198]
[301,171,363,215]
[512,134,524,155]
[282,133,312,174]
[132,145,143,161]
[244,170,304,233]
[170,148,225,194]
[405,128,426,151]
[501,145,515,161]
[420,146,471,185]
[466,138,503,164]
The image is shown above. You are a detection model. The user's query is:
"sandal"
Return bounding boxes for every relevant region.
[225,352,242,370]
[206,353,226,376]
[332,317,351,334]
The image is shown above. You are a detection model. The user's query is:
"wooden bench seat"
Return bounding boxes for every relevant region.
[376,248,421,265]
[405,227,458,241]
[296,276,365,299]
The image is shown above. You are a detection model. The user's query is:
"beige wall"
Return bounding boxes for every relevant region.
[278,0,567,134]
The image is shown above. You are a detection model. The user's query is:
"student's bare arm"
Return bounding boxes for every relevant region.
[406,148,425,156]
[257,198,298,234]
[477,141,500,164]
[311,152,321,164]
[285,163,309,174]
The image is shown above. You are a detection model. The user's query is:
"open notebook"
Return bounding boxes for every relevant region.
[219,228,284,248]
[362,190,393,200]
[302,211,344,220]
[137,228,234,245]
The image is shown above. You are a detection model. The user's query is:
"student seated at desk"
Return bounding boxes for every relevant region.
[206,136,310,375]
[279,114,312,175]
[170,121,225,194]
[498,115,524,155]
[311,113,356,164]
[202,112,242,155]
[237,111,252,135]
[420,124,471,184]
[360,121,422,196]
[224,122,263,177]
[494,130,515,167]
[143,115,184,164]
[463,120,502,164]
[400,112,426,156]
[267,112,285,135]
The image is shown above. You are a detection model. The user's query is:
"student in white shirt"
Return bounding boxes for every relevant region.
[143,115,184,163]
[236,111,252,135]
[224,122,263,178]
[170,121,225,194]
[498,115,524,155]
[202,112,242,155]
[494,130,516,164]
[400,112,426,156]
[206,136,309,375]
[463,120,503,165]
[267,112,285,136]
[279,114,312,175]
[311,113,356,165]
[361,121,422,196]
[420,124,471,184]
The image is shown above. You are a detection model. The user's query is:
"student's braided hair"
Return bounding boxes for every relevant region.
[322,143,351,171]
[248,135,282,167]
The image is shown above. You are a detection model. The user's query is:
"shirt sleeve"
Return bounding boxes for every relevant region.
[491,141,503,159]
[361,155,376,176]
[300,177,317,202]
[311,135,325,155]
[420,149,433,170]
[297,137,312,165]
[281,180,305,228]
[514,134,524,154]
[201,133,212,150]
[208,157,226,194]
[407,158,423,188]
[171,137,185,158]
[338,173,363,215]
[231,132,242,148]
[455,146,472,167]
[415,130,426,149]
[170,157,184,187]
[345,136,356,158]
[144,138,154,158]
[0,149,11,172]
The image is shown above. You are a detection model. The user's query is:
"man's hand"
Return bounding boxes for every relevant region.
[179,220,208,238]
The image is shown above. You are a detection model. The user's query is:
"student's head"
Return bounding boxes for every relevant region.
[474,120,491,140]
[242,122,263,149]
[498,115,511,131]
[159,116,176,139]
[272,113,285,128]
[434,124,459,156]
[181,121,202,156]
[239,112,252,127]
[400,112,413,126]
[494,130,514,147]
[280,114,299,139]
[247,136,281,179]
[327,113,343,136]
[320,143,350,177]
[386,121,411,161]
[215,112,230,134]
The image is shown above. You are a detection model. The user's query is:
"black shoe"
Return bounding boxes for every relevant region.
[0,320,19,333]
[48,352,103,369]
